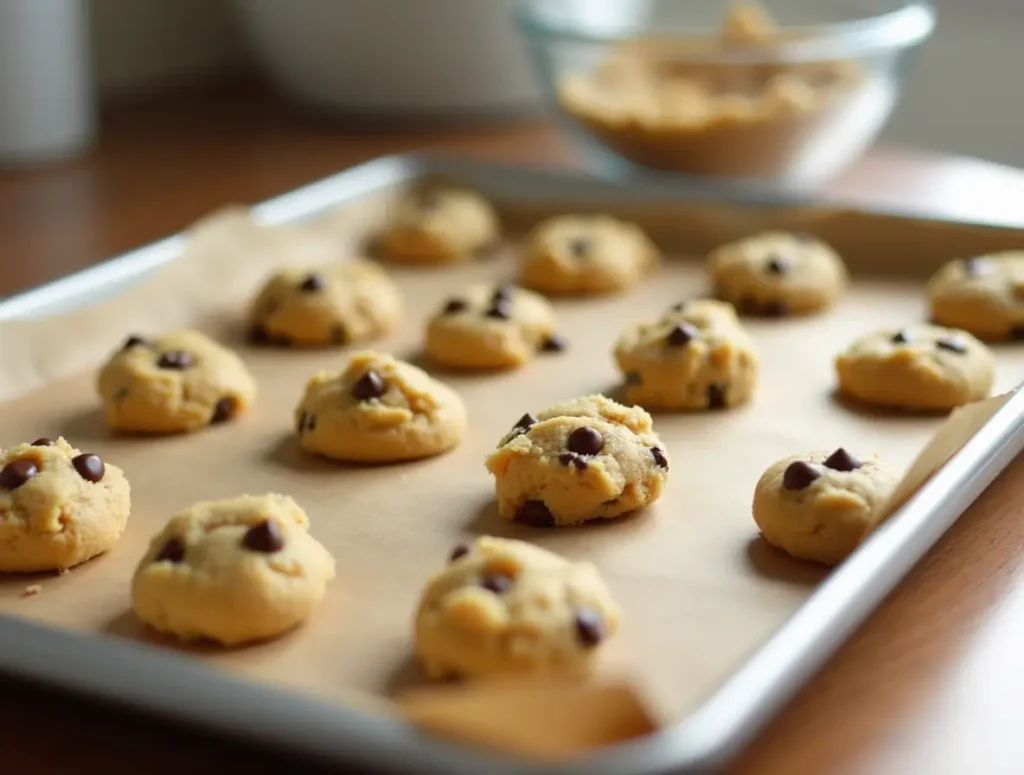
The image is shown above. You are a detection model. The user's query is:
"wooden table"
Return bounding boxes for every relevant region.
[4,85,1024,774]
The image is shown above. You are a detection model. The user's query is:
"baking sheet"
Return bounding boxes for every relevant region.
[2,179,1024,733]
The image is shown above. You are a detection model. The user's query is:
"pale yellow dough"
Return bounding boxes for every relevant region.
[927,252,1024,341]
[380,187,499,264]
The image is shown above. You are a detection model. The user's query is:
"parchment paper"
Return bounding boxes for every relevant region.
[2,190,1024,742]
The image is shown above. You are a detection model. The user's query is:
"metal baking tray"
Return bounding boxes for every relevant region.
[1,154,1023,774]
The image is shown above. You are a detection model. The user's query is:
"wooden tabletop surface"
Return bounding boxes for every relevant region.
[4,85,1024,774]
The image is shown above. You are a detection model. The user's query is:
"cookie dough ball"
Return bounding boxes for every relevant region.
[753,447,900,565]
[927,252,1024,341]
[485,395,669,527]
[379,187,499,264]
[835,325,994,410]
[414,536,620,679]
[131,494,335,646]
[614,298,758,410]
[707,231,847,316]
[295,350,467,463]
[425,283,564,370]
[520,215,660,296]
[248,259,402,348]
[0,437,130,572]
[97,330,257,434]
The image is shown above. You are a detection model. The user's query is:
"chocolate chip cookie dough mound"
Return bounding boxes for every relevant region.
[414,536,620,679]
[295,351,467,463]
[0,437,130,572]
[835,325,994,410]
[753,448,900,566]
[927,252,1024,341]
[248,259,403,347]
[425,283,563,370]
[131,494,335,646]
[97,330,257,433]
[614,298,758,410]
[485,395,669,527]
[379,187,499,264]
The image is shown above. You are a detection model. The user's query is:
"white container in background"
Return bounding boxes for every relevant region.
[0,0,94,164]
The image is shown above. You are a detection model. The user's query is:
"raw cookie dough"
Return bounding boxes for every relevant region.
[927,251,1024,341]
[131,494,335,645]
[248,259,402,347]
[706,231,848,316]
[0,437,130,572]
[520,214,660,296]
[556,2,869,178]
[97,330,257,434]
[485,395,669,526]
[414,536,620,678]
[835,324,994,410]
[295,351,467,463]
[614,298,758,410]
[379,187,499,264]
[752,447,900,565]
[425,283,564,370]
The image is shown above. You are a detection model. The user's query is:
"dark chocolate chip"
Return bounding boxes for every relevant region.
[0,459,38,490]
[155,537,186,564]
[936,336,967,354]
[449,544,469,563]
[297,412,316,433]
[760,299,788,317]
[72,453,105,483]
[625,370,642,386]
[783,461,822,490]
[823,447,862,472]
[541,334,567,353]
[707,383,727,409]
[330,324,348,345]
[492,285,514,303]
[31,438,55,447]
[443,298,468,315]
[122,335,150,350]
[666,322,698,347]
[514,413,538,431]
[567,426,603,456]
[568,237,590,258]
[891,330,911,344]
[515,499,556,528]
[157,350,194,370]
[1010,325,1024,341]
[669,301,686,313]
[114,388,129,402]
[210,397,237,424]
[250,324,269,344]
[352,371,386,400]
[765,254,789,275]
[651,446,669,470]
[480,573,513,595]
[574,607,604,647]
[559,452,588,471]
[242,520,285,553]
[299,273,325,293]
[486,300,511,320]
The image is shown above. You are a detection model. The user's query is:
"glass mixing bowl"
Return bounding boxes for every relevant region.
[517,0,935,187]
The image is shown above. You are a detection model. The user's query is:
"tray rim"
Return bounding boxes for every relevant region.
[1,152,1022,774]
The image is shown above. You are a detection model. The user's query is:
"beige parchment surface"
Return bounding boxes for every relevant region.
[2,192,1024,742]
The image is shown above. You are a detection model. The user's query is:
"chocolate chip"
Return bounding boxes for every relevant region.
[823,447,862,472]
[666,322,698,347]
[31,438,55,447]
[963,257,990,276]
[515,499,556,528]
[574,608,604,647]
[782,460,822,490]
[669,301,686,313]
[114,388,129,402]
[443,298,468,315]
[559,452,588,471]
[1010,325,1024,341]
[449,544,469,563]
[625,370,642,386]
[651,446,669,470]
[250,324,269,344]
[157,350,194,370]
[330,324,348,345]
[211,397,237,424]
[352,371,386,400]
[72,453,105,483]
[480,573,513,594]
[155,537,186,563]
[568,237,590,257]
[492,285,513,303]
[761,299,787,317]
[707,383,727,409]
[891,330,911,344]
[0,459,38,490]
[122,335,150,350]
[567,426,603,456]
[541,334,567,352]
[936,336,967,354]
[515,413,538,431]
[485,300,511,320]
[299,273,325,293]
[297,412,316,433]
[765,255,789,275]
[242,520,285,553]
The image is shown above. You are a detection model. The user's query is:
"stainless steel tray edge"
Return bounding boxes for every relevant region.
[1,153,1022,775]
